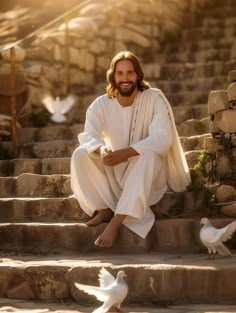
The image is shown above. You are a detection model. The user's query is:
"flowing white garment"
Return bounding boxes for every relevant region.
[71,88,191,238]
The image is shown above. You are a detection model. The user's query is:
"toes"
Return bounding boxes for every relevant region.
[95,237,112,248]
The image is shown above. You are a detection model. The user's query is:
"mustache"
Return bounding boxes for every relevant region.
[118,81,134,85]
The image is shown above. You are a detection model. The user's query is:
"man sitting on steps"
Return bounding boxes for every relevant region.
[71,51,191,248]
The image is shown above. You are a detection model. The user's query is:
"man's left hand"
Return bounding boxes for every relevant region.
[102,147,139,166]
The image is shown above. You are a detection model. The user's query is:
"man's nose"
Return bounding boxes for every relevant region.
[123,73,129,81]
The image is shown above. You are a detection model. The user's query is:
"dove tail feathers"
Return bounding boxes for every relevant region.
[216,243,232,256]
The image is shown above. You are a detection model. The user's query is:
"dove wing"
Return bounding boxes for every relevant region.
[60,95,75,114]
[98,267,115,288]
[215,221,236,244]
[74,282,108,302]
[42,95,55,114]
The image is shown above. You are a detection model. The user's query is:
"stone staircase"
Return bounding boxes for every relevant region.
[0,0,236,311]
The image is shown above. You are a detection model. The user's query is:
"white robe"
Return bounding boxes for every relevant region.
[71,88,191,238]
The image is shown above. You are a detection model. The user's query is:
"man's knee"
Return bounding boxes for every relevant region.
[71,147,89,165]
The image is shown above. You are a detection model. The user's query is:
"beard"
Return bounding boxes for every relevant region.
[115,81,137,97]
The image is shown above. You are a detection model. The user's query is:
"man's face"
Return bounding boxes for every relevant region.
[114,60,138,97]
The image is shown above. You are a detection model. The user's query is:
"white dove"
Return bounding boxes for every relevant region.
[74,267,128,313]
[200,217,236,259]
[42,94,75,123]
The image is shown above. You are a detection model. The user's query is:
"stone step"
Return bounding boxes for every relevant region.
[0,174,71,198]
[0,135,207,176]
[0,251,236,304]
[177,117,210,137]
[172,104,208,124]
[2,302,236,313]
[18,140,78,158]
[159,60,236,81]
[5,104,209,147]
[166,47,233,64]
[0,121,210,159]
[0,196,86,222]
[157,76,227,95]
[16,124,84,145]
[4,109,210,148]
[187,37,236,52]
[0,191,194,222]
[2,301,236,313]
[199,3,236,19]
[0,157,71,176]
[181,23,236,41]
[0,218,234,254]
[166,91,210,107]
[180,133,211,152]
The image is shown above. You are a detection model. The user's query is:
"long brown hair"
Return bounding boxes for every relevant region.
[106,51,150,98]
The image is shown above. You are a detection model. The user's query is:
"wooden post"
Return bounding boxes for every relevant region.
[64,16,70,96]
[10,47,17,157]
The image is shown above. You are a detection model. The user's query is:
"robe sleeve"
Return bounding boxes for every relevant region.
[131,95,173,157]
[78,100,106,155]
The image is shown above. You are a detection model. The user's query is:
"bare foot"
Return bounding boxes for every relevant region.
[95,214,127,248]
[86,208,114,226]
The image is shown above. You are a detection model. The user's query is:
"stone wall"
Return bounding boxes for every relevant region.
[0,0,194,125]
[202,69,236,217]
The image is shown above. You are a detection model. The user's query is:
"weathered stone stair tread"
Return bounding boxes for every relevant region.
[0,218,234,254]
[1,302,236,313]
[200,4,236,18]
[2,301,236,313]
[0,252,235,304]
[0,136,206,177]
[0,191,187,222]
[18,140,78,158]
[159,60,236,80]
[180,133,211,152]
[0,174,71,198]
[1,135,205,158]
[157,76,227,93]
[172,104,208,124]
[17,124,84,144]
[163,91,210,107]
[0,197,85,222]
[166,48,233,64]
[0,157,71,176]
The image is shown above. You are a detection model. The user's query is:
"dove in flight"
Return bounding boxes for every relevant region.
[74,267,128,313]
[200,217,236,259]
[42,94,76,123]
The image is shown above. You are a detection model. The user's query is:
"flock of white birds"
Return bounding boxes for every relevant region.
[74,218,236,313]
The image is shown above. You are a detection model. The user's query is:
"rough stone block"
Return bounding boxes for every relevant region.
[151,192,184,218]
[41,158,70,175]
[227,82,236,103]
[13,158,41,176]
[215,149,236,179]
[208,90,229,114]
[228,69,236,82]
[153,219,197,252]
[212,110,236,133]
[15,173,71,197]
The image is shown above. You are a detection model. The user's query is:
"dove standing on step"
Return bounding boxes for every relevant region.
[200,217,236,259]
[74,267,128,313]
[42,94,76,123]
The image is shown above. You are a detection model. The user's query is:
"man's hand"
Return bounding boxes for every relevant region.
[102,147,139,167]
